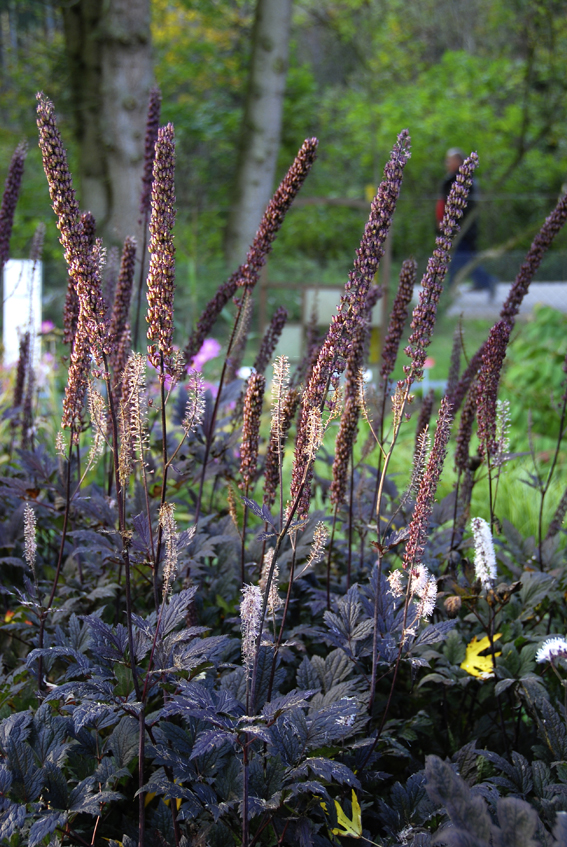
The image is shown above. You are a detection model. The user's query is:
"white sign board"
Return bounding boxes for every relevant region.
[3,259,42,366]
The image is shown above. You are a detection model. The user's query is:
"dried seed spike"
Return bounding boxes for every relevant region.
[146,123,176,372]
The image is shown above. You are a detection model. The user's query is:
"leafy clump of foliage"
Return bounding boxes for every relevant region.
[0,90,566,847]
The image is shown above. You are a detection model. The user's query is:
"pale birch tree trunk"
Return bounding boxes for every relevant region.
[60,0,152,247]
[224,0,293,267]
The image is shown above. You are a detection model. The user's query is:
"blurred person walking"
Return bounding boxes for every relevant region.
[437,148,497,299]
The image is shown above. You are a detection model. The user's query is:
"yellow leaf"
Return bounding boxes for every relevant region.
[331,789,363,838]
[460,634,502,678]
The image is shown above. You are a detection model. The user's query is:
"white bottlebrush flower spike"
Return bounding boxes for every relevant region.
[536,636,567,664]
[471,517,497,589]
[240,584,263,677]
[23,503,37,579]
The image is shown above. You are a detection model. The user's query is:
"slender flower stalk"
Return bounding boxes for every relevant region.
[13,332,30,409]
[183,371,206,435]
[109,236,137,366]
[546,486,567,541]
[29,222,46,267]
[380,258,417,381]
[264,381,299,512]
[0,141,27,270]
[403,398,453,570]
[183,138,318,367]
[23,503,37,580]
[454,386,477,474]
[134,85,162,349]
[241,584,263,682]
[476,320,511,461]
[501,190,567,327]
[146,123,176,373]
[259,549,281,616]
[446,324,462,400]
[405,153,478,381]
[159,502,178,599]
[239,373,266,492]
[140,86,162,221]
[471,517,497,589]
[292,132,411,517]
[450,191,567,414]
[414,390,434,457]
[225,293,253,384]
[254,306,288,375]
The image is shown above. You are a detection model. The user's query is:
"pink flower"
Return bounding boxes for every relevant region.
[190,337,221,371]
[424,357,435,369]
[41,320,55,334]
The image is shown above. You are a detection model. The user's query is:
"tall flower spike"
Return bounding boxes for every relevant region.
[330,317,368,507]
[146,123,176,372]
[239,372,265,491]
[259,549,282,616]
[500,190,567,328]
[0,140,27,270]
[183,371,205,435]
[241,584,263,679]
[380,258,417,380]
[109,236,137,367]
[403,397,453,570]
[13,332,30,409]
[264,384,299,510]
[446,323,462,400]
[29,222,46,266]
[405,153,478,381]
[476,320,511,461]
[454,384,477,474]
[253,306,288,376]
[37,95,107,361]
[23,503,37,580]
[291,132,411,517]
[140,86,162,221]
[471,517,497,590]
[62,322,91,431]
[450,192,567,414]
[546,486,567,541]
[159,502,178,599]
[225,292,253,384]
[183,138,318,367]
[414,390,434,457]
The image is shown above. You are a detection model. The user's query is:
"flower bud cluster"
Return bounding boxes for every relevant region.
[184,140,317,366]
[405,153,478,380]
[239,372,266,491]
[109,236,137,368]
[0,141,27,269]
[140,86,162,220]
[403,398,453,569]
[380,258,417,380]
[146,123,176,371]
[476,320,511,460]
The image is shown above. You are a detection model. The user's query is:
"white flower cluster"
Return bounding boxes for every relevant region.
[471,517,497,589]
[387,565,437,621]
[536,636,567,664]
[412,564,437,620]
[240,584,263,677]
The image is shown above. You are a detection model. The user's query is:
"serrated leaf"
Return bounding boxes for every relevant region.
[28,812,66,847]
